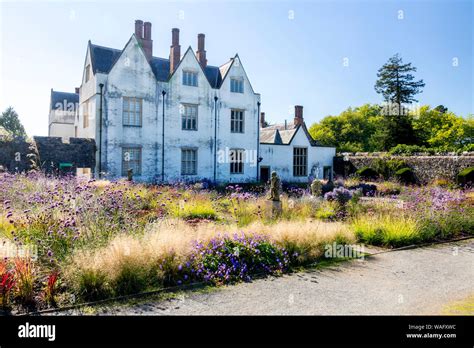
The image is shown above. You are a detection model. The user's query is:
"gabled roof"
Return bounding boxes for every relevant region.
[260,123,325,147]
[204,65,223,88]
[50,90,79,111]
[89,41,228,88]
[264,122,298,131]
[89,44,122,74]
[279,129,297,144]
[260,128,284,144]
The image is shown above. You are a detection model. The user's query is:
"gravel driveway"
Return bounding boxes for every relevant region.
[58,239,474,315]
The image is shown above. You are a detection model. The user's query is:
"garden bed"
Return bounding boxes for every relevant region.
[0,172,472,313]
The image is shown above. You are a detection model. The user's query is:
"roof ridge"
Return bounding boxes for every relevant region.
[91,42,231,72]
[90,42,123,52]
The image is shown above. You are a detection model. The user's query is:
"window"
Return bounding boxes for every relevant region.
[293,147,307,177]
[181,148,197,175]
[82,101,89,128]
[230,78,244,93]
[123,97,142,126]
[181,104,198,130]
[122,147,142,176]
[85,65,91,82]
[231,109,244,133]
[183,71,198,87]
[229,149,244,174]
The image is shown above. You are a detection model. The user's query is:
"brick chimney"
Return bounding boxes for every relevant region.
[294,105,304,126]
[260,112,266,128]
[142,22,153,61]
[135,20,143,38]
[196,33,207,68]
[170,28,181,74]
[134,20,153,61]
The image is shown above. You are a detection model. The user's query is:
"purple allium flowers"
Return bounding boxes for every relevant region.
[190,233,289,285]
[324,187,354,205]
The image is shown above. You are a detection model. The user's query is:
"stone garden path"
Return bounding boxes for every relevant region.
[60,239,474,315]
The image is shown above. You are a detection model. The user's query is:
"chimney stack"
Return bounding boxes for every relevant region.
[134,20,153,61]
[260,112,266,128]
[294,105,304,126]
[196,33,207,68]
[135,20,143,39]
[143,22,152,40]
[170,28,181,74]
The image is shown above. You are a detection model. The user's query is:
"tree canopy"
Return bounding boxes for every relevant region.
[308,104,473,153]
[375,53,425,110]
[0,107,26,139]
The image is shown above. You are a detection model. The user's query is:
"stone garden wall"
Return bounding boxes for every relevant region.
[0,137,95,175]
[334,153,474,183]
[33,137,96,174]
[0,138,39,172]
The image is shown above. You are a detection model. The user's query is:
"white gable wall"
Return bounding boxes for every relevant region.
[260,127,336,183]
[102,36,159,180]
[163,48,215,182]
[216,56,260,183]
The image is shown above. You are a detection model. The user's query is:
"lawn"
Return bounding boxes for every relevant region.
[0,172,472,312]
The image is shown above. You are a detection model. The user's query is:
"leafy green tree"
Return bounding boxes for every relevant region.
[375,54,425,112]
[377,113,418,150]
[309,104,382,152]
[412,106,472,151]
[374,54,425,149]
[309,103,471,153]
[434,105,448,113]
[0,107,26,138]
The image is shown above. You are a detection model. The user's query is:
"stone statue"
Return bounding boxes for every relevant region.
[269,171,281,201]
[310,179,323,197]
[127,168,133,181]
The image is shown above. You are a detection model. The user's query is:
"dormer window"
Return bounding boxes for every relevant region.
[85,64,91,82]
[230,78,244,93]
[183,71,198,87]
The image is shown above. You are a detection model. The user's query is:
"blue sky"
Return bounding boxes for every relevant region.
[0,0,472,136]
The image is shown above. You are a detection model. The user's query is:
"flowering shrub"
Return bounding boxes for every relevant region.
[354,187,474,247]
[324,187,354,205]
[191,234,290,284]
[346,183,377,196]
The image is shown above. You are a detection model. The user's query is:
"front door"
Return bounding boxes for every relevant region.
[323,166,332,181]
[260,166,270,183]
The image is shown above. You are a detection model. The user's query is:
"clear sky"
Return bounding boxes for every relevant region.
[0,0,472,136]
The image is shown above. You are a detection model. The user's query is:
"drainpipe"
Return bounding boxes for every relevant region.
[213,96,218,183]
[98,83,104,178]
[161,90,166,182]
[256,101,261,182]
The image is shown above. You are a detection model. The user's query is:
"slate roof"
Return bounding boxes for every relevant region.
[260,123,324,147]
[264,122,298,131]
[260,128,283,144]
[89,42,230,88]
[260,128,297,145]
[89,44,122,74]
[50,90,79,111]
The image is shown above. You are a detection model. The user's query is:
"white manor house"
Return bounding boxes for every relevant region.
[49,20,335,183]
